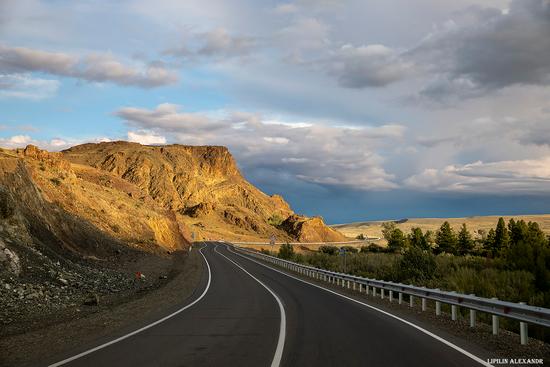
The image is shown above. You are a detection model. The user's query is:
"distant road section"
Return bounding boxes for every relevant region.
[47,242,487,367]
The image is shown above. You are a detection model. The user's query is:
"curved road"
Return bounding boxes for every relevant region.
[47,242,488,367]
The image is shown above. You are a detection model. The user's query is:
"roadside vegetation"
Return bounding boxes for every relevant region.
[266,217,550,339]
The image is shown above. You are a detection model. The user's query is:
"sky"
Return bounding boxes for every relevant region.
[1,0,550,223]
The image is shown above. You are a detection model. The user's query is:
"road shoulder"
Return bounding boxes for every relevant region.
[0,248,205,367]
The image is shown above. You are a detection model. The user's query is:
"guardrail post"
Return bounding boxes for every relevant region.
[470,309,476,327]
[373,287,377,297]
[492,314,499,335]
[366,285,369,295]
[492,297,499,335]
[380,288,384,300]
[451,291,458,320]
[353,282,356,291]
[409,295,414,308]
[398,292,402,305]
[519,302,528,345]
[422,298,426,311]
[434,289,441,316]
[347,280,351,289]
[389,290,393,303]
[358,283,362,293]
[468,294,476,327]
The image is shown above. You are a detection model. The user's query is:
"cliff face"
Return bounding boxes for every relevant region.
[0,146,191,333]
[0,141,347,246]
[62,141,304,241]
[0,145,188,257]
[280,215,348,243]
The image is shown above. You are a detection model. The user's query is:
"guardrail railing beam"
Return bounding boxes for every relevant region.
[232,245,550,344]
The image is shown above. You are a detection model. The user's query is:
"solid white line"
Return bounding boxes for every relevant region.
[49,244,213,367]
[214,244,286,367]
[227,245,493,367]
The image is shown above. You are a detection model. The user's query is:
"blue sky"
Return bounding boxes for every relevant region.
[1,0,550,223]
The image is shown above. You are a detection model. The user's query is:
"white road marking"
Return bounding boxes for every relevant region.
[214,243,286,367]
[227,244,493,367]
[49,244,213,367]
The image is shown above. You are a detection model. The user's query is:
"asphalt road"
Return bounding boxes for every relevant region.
[47,242,488,367]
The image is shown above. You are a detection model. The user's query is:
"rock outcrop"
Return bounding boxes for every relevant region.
[62,141,343,242]
[0,146,188,256]
[280,215,349,243]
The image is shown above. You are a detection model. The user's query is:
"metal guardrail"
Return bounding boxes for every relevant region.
[233,244,550,345]
[232,240,379,246]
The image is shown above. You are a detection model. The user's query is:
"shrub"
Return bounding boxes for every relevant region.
[278,243,295,260]
[319,245,338,255]
[397,246,437,282]
[360,243,384,253]
[267,214,284,227]
[50,177,62,186]
[340,245,358,254]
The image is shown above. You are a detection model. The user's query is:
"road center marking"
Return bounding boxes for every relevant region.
[214,243,286,367]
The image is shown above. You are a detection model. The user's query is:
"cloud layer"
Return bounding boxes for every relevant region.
[2,0,550,219]
[0,45,178,88]
[116,103,403,190]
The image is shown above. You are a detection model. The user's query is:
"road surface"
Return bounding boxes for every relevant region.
[47,242,488,367]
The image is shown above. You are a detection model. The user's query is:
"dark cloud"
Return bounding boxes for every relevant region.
[328,44,413,88]
[412,0,550,97]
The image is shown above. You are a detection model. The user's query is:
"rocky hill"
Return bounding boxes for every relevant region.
[0,141,347,338]
[0,145,189,334]
[62,141,347,243]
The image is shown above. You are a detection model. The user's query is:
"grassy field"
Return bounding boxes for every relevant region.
[332,214,550,244]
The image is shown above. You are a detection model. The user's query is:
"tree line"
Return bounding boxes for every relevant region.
[379,218,550,293]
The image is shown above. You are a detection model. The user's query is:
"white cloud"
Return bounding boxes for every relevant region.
[165,28,258,61]
[0,74,59,100]
[127,130,167,145]
[263,136,289,144]
[115,103,403,190]
[405,157,550,193]
[4,135,32,145]
[274,3,299,14]
[0,135,111,151]
[0,45,178,88]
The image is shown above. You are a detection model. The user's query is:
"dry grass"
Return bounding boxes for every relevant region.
[333,214,550,245]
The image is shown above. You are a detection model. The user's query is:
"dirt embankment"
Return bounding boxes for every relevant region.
[0,248,204,367]
[0,146,200,366]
